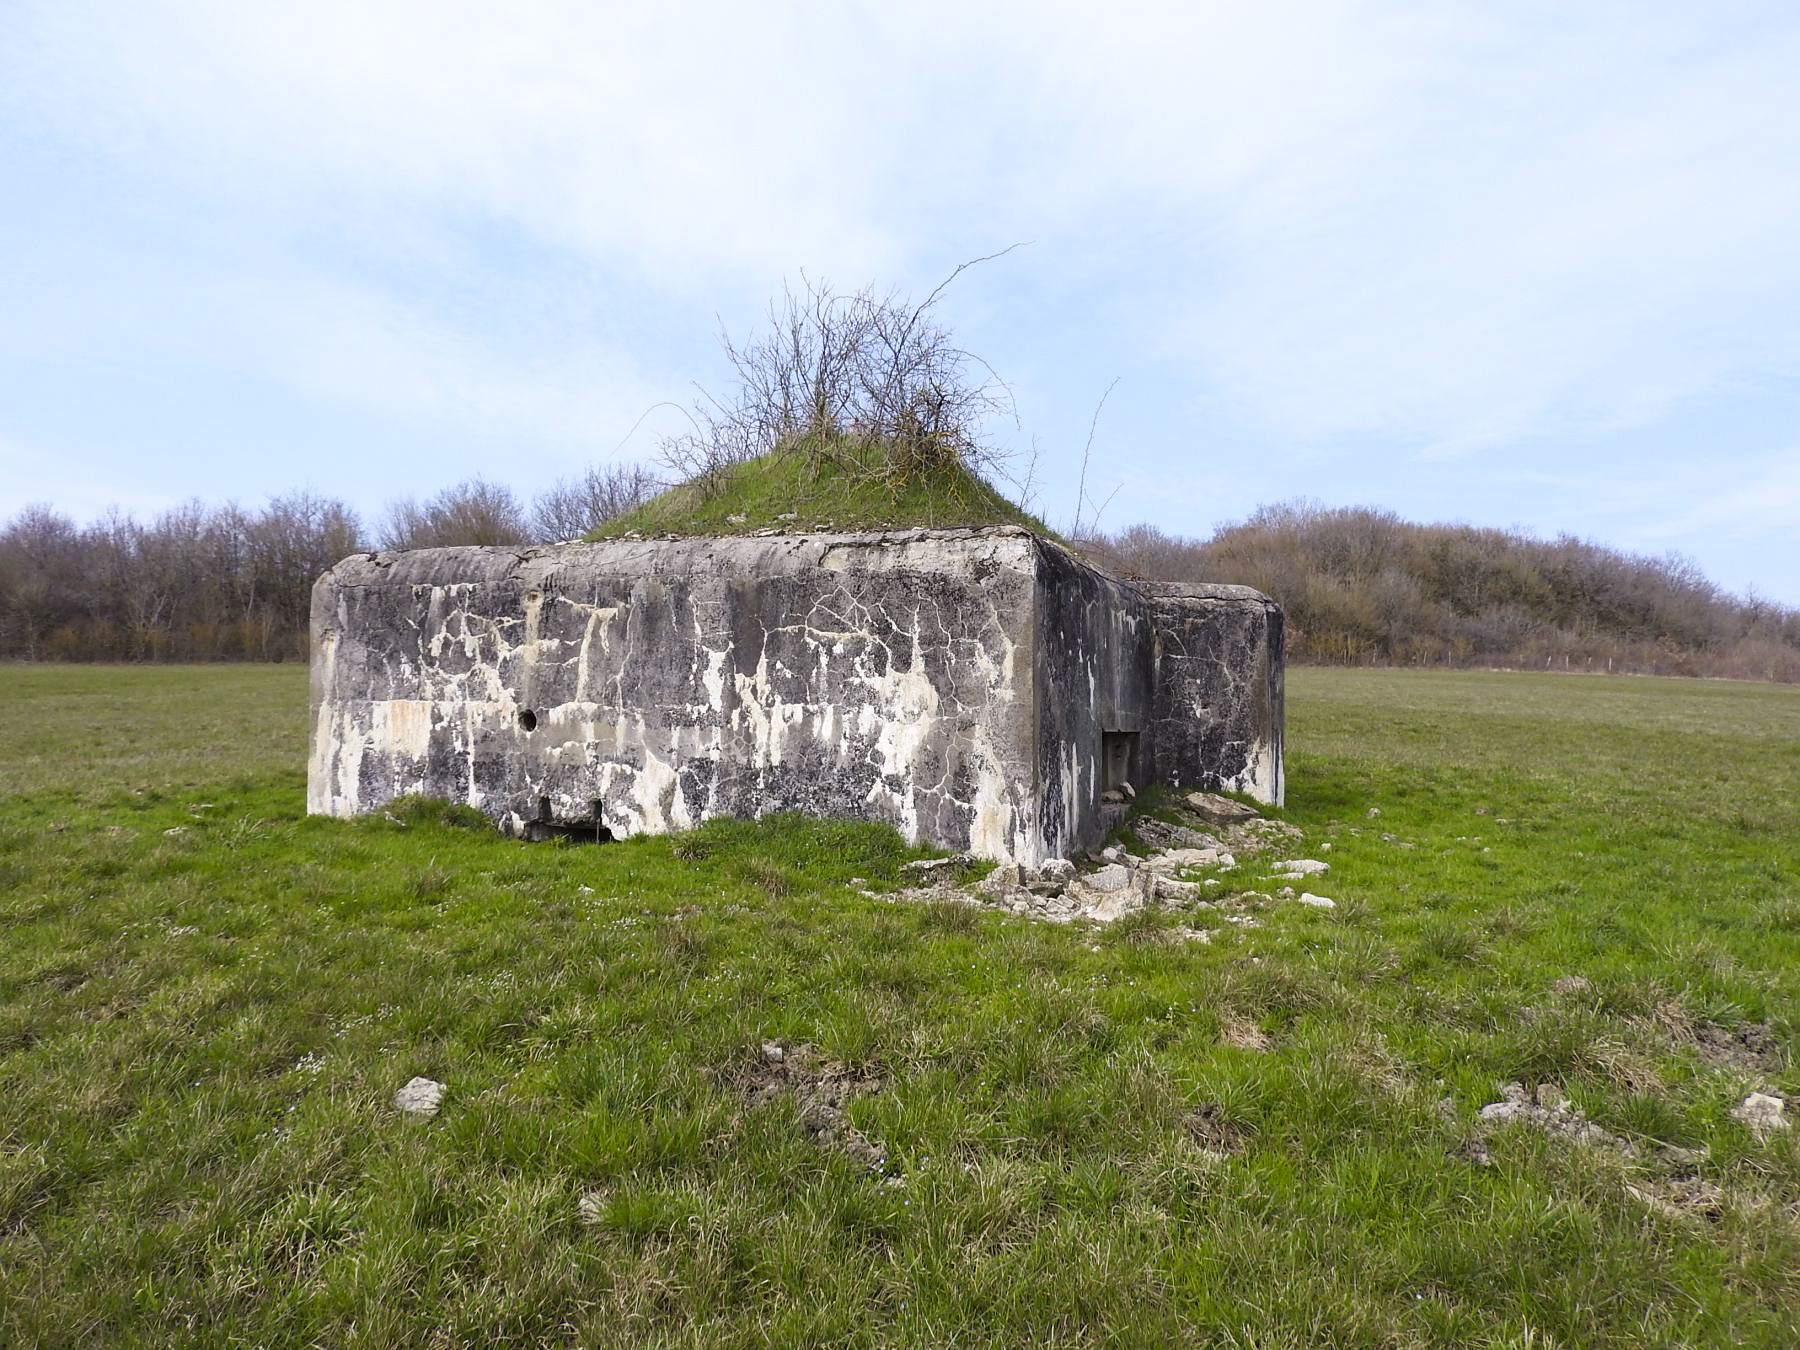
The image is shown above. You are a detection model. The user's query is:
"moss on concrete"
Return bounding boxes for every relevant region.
[588,439,1061,541]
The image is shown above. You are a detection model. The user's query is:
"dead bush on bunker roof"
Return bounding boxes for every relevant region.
[660,255,1024,499]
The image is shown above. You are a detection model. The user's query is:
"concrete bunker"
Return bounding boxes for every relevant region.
[308,525,1282,864]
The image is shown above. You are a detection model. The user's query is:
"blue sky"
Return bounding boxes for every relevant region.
[4,1,1798,602]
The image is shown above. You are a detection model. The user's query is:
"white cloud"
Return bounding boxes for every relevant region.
[4,0,1800,580]
[2,0,911,286]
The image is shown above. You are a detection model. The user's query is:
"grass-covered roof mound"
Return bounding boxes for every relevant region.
[588,439,1060,542]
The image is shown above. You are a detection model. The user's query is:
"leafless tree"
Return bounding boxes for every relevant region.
[380,478,528,550]
[529,462,661,541]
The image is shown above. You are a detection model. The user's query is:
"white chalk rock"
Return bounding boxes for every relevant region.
[1084,863,1132,893]
[1298,893,1336,909]
[1731,1092,1789,1138]
[394,1077,446,1116]
[1146,847,1226,872]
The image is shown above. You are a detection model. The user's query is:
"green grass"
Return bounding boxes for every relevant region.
[1,665,1798,1346]
[589,441,1059,540]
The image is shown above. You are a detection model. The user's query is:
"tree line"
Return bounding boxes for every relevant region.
[0,467,657,663]
[1085,502,1800,683]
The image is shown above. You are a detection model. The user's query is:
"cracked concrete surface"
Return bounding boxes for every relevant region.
[309,526,1282,862]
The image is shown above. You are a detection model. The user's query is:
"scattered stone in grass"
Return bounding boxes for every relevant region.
[1155,876,1203,901]
[903,854,974,875]
[1219,818,1304,856]
[1186,792,1260,824]
[1084,863,1132,893]
[1551,975,1593,994]
[1729,1092,1789,1139]
[577,1191,607,1225]
[1298,893,1336,909]
[162,826,187,837]
[888,820,1312,929]
[394,1077,446,1116]
[1275,887,1295,899]
[761,1041,785,1063]
[1133,817,1222,851]
[1478,1082,1633,1154]
[1366,806,1381,819]
[1627,1178,1727,1224]
[1274,859,1330,876]
[979,863,1023,891]
[1144,847,1233,872]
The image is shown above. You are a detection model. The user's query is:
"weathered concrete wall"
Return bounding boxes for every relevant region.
[1143,583,1285,805]
[1032,540,1155,859]
[308,525,1284,862]
[310,530,1046,859]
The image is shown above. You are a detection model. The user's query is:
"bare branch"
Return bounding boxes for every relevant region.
[1072,377,1120,539]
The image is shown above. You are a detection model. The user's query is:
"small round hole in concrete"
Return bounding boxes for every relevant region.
[518,709,538,732]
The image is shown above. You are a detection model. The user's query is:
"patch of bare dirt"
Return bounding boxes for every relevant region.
[724,1043,889,1172]
[1219,1015,1274,1053]
[1627,1177,1728,1224]
[1693,1021,1784,1074]
[1645,999,1785,1074]
[1180,1102,1251,1154]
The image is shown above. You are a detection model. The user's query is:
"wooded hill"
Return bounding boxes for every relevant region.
[1086,502,1800,683]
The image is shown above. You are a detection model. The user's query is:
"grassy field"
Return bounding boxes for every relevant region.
[1,664,1797,1347]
